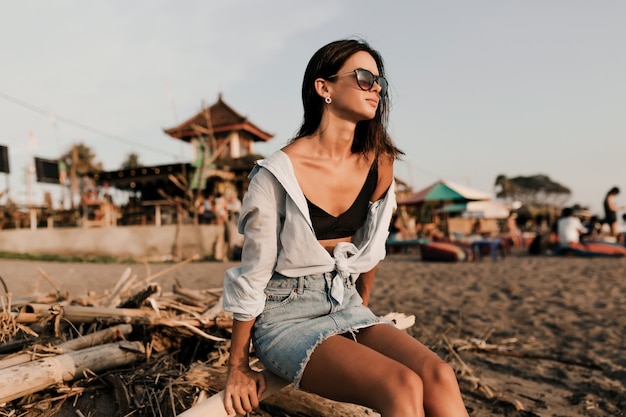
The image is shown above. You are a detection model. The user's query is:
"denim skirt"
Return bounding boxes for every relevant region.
[252,271,386,388]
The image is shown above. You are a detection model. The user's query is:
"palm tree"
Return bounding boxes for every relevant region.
[59,143,103,208]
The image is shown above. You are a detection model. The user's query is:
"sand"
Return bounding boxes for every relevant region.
[1,251,625,416]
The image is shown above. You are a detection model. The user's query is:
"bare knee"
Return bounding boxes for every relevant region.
[375,366,425,416]
[422,359,462,402]
[429,359,458,383]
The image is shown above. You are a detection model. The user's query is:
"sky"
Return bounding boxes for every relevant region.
[1,0,625,215]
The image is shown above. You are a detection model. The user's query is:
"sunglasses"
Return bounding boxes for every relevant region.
[328,68,388,97]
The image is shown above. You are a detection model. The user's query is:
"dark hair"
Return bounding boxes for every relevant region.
[607,186,620,196]
[293,38,403,160]
[561,207,573,217]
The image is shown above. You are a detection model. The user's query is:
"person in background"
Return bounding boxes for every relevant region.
[225,191,242,223]
[222,38,469,417]
[603,187,625,238]
[388,213,408,241]
[197,194,216,224]
[557,207,588,252]
[505,212,523,247]
[80,188,103,222]
[213,193,229,225]
[470,219,482,236]
[581,215,603,241]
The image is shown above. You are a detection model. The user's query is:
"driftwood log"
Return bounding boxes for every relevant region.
[23,303,158,322]
[0,323,132,370]
[0,340,145,404]
[179,312,415,417]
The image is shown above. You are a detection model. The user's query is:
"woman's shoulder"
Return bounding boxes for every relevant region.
[375,153,394,180]
[372,152,394,201]
[376,152,394,167]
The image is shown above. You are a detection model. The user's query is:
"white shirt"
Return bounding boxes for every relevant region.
[223,150,396,321]
[557,216,587,245]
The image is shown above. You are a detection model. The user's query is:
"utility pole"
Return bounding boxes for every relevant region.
[70,145,78,209]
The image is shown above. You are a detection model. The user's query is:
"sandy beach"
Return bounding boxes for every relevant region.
[1,252,625,416]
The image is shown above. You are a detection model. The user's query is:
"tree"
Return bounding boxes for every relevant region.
[494,174,571,207]
[120,152,142,170]
[60,143,103,176]
[59,143,103,209]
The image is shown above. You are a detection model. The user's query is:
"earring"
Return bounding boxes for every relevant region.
[325,96,332,104]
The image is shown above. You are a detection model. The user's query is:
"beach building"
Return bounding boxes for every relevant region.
[0,95,274,260]
[93,93,274,217]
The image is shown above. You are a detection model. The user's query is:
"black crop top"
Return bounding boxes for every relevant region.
[306,162,378,240]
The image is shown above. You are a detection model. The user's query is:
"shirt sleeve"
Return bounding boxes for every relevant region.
[222,168,284,321]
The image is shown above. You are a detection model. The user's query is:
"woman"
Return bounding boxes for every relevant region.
[222,39,469,417]
[603,186,623,238]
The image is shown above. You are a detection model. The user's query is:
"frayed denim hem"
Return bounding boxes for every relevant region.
[292,320,391,389]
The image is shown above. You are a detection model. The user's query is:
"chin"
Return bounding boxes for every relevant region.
[357,108,377,120]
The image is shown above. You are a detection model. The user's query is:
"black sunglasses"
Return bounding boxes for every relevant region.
[328,68,388,97]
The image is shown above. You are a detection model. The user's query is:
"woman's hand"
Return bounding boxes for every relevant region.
[224,365,266,416]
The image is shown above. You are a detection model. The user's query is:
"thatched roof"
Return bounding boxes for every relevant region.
[163,94,274,143]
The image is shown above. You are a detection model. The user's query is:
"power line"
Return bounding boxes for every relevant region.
[0,91,178,158]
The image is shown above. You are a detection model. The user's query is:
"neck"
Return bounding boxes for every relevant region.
[310,115,356,161]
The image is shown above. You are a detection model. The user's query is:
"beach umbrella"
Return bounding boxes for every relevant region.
[397,180,492,206]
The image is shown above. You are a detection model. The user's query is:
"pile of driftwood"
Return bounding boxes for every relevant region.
[0,258,420,417]
[0,257,240,416]
[0,256,537,416]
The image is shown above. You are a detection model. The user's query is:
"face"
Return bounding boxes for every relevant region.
[322,51,384,121]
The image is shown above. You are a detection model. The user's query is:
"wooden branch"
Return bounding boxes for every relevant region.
[12,311,44,323]
[178,371,289,417]
[263,384,382,417]
[198,295,225,323]
[24,303,158,323]
[36,267,62,296]
[136,255,200,288]
[11,292,61,308]
[0,336,38,355]
[102,267,134,308]
[472,346,603,370]
[118,283,160,309]
[173,280,217,305]
[0,324,133,370]
[0,341,145,404]
[178,312,415,417]
[153,319,226,342]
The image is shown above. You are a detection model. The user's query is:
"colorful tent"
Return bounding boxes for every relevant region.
[397,180,492,205]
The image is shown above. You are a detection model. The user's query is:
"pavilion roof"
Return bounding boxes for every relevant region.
[163,94,274,143]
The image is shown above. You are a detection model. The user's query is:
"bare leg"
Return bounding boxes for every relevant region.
[300,334,425,417]
[356,324,469,417]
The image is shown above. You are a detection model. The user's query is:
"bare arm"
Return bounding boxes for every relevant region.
[357,267,376,307]
[228,319,255,368]
[356,154,393,307]
[224,318,266,415]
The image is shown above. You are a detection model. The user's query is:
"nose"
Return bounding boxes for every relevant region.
[372,77,386,97]
[371,80,382,95]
